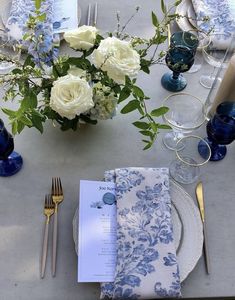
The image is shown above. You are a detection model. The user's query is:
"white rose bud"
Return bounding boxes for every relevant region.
[92,37,141,84]
[64,25,98,50]
[50,74,94,119]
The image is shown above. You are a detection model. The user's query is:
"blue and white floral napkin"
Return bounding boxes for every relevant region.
[192,0,235,49]
[101,168,181,299]
[5,0,54,41]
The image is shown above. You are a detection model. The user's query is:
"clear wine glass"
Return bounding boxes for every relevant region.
[199,33,235,89]
[187,31,211,73]
[169,135,211,184]
[162,92,206,150]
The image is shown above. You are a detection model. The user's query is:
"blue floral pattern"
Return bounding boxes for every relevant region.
[6,0,59,65]
[192,0,235,49]
[101,168,181,299]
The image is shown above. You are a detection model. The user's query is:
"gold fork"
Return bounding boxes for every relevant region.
[41,194,54,279]
[51,177,64,277]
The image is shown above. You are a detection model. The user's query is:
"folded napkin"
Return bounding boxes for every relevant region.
[192,0,235,49]
[101,168,181,299]
[6,0,55,41]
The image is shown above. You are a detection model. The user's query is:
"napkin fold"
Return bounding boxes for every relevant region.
[6,0,55,41]
[192,0,235,49]
[100,167,181,299]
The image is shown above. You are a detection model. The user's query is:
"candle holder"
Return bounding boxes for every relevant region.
[0,119,23,176]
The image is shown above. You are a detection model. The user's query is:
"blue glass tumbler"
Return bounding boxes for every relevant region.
[198,102,235,161]
[0,119,23,176]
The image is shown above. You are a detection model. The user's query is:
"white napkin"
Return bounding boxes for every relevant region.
[192,0,235,49]
[100,168,181,299]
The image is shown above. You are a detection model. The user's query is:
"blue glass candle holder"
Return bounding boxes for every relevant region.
[0,119,23,176]
[198,102,235,161]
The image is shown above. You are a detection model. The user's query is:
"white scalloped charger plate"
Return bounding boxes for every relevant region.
[72,179,203,282]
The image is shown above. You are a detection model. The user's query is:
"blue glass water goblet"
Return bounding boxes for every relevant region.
[161,45,195,92]
[0,119,23,176]
[170,31,199,55]
[198,102,235,161]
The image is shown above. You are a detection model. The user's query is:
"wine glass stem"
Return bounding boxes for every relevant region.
[172,71,180,80]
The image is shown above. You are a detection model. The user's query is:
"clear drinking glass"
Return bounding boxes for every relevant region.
[169,135,211,184]
[162,93,206,150]
[187,31,211,73]
[199,33,235,89]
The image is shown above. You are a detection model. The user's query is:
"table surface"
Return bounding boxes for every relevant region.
[1,1,235,299]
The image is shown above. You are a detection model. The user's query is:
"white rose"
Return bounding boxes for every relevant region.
[92,37,141,84]
[50,75,94,119]
[64,26,98,50]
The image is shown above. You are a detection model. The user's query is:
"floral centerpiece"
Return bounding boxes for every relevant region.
[0,0,184,149]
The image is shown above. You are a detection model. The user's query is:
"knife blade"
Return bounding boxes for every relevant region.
[196,181,210,274]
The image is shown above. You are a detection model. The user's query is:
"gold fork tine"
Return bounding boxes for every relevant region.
[51,177,64,277]
[41,194,54,279]
[58,177,63,195]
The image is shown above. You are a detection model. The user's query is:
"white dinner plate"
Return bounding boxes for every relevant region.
[72,179,203,282]
[175,0,195,32]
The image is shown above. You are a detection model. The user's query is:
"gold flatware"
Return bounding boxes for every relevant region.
[196,181,210,274]
[51,177,64,277]
[41,194,54,279]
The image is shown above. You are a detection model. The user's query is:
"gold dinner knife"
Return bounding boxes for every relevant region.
[196,182,210,274]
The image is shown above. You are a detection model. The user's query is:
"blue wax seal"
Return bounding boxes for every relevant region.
[102,192,116,205]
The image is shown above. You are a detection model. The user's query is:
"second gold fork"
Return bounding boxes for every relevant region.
[51,177,64,277]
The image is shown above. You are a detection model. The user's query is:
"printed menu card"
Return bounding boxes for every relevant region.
[78,180,117,282]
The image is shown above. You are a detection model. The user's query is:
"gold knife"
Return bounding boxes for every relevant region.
[196,182,210,274]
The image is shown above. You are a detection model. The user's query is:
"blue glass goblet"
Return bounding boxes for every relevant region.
[198,102,235,161]
[0,119,23,176]
[161,45,195,92]
[170,31,199,55]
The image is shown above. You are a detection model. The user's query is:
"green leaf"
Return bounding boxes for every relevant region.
[143,142,152,150]
[12,120,18,135]
[132,86,145,98]
[35,0,42,10]
[161,0,166,13]
[121,100,139,114]
[139,130,153,137]
[151,106,169,117]
[175,0,183,6]
[157,124,172,129]
[150,122,158,132]
[21,91,37,110]
[151,12,159,27]
[118,87,131,103]
[2,108,17,118]
[68,57,91,69]
[132,121,150,130]
[20,115,32,126]
[31,115,43,133]
[17,121,25,134]
[12,68,22,74]
[141,65,150,74]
